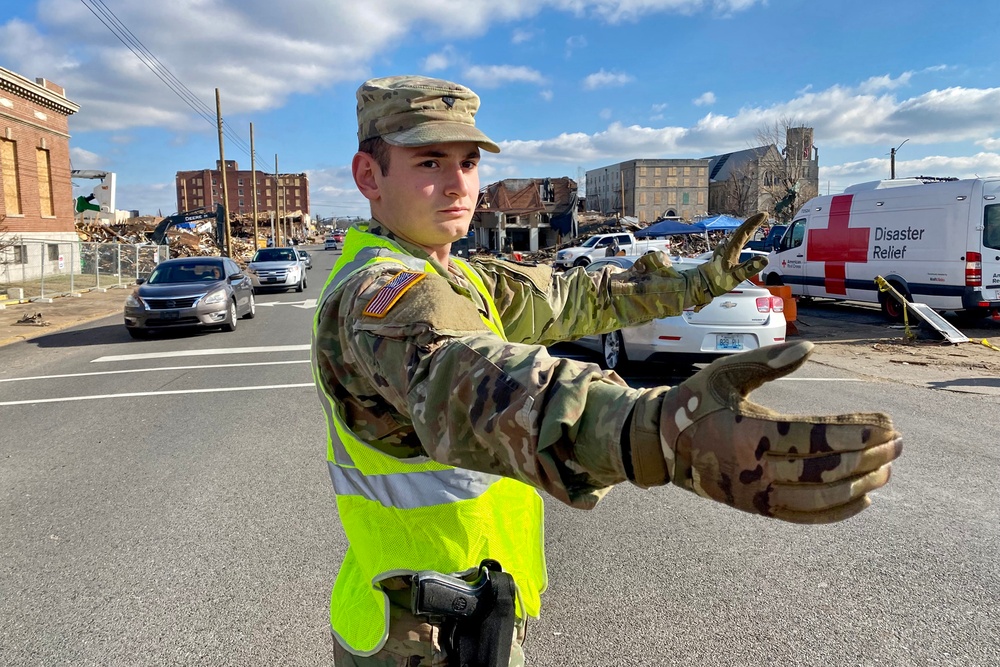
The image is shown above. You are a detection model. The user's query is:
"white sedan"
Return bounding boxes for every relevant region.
[572,256,786,370]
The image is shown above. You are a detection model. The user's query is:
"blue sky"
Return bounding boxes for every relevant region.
[3,0,999,220]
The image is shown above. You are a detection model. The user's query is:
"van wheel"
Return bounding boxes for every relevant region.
[879,282,910,322]
[764,273,784,286]
[602,330,628,371]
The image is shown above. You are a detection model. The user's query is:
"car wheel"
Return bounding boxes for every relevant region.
[127,328,149,340]
[602,330,628,371]
[242,292,256,319]
[221,300,238,332]
[296,276,305,292]
[879,282,909,322]
[574,257,591,268]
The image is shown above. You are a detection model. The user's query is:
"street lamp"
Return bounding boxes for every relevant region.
[890,139,909,180]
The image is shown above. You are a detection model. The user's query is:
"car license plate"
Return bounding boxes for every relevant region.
[264,277,278,283]
[161,310,180,320]
[716,334,743,351]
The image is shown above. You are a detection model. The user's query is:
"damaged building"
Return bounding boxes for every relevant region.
[473,177,578,254]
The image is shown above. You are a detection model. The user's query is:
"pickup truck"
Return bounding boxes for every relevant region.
[744,224,786,252]
[553,233,672,269]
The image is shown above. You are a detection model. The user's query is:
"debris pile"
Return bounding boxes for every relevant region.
[75,216,263,266]
[15,312,50,327]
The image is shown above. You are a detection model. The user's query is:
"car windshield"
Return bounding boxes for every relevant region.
[252,248,297,262]
[147,262,224,284]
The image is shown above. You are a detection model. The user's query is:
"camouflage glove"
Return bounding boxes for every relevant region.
[697,211,769,298]
[628,341,902,524]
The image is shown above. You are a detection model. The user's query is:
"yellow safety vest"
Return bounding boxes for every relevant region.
[312,225,547,656]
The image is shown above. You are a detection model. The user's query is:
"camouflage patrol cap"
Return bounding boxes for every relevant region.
[356,75,500,153]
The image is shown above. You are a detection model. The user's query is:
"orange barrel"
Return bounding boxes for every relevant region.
[766,285,797,334]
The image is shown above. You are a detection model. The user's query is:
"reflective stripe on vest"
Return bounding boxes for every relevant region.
[312,224,547,656]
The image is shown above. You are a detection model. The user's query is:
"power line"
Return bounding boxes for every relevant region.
[78,0,266,165]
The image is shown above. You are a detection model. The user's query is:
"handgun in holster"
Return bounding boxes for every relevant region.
[410,559,517,667]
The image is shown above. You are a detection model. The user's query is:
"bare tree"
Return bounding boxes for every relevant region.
[716,160,759,217]
[753,117,819,222]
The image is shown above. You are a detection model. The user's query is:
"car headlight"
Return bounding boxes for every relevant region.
[203,290,226,305]
[125,293,144,307]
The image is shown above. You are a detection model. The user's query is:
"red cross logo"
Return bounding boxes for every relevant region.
[805,194,869,294]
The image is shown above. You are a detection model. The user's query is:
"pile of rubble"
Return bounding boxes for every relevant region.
[75,217,261,265]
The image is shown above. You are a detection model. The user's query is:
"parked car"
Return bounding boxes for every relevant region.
[297,249,313,270]
[571,256,786,370]
[695,249,770,264]
[246,247,307,292]
[123,257,255,339]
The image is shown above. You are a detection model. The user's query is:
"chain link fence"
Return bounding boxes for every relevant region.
[0,238,170,300]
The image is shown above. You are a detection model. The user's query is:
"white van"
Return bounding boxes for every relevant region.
[763,177,1000,319]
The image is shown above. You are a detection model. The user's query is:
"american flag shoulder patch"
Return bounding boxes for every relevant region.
[363,270,427,317]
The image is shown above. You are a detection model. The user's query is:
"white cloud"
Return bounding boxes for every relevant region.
[693,91,716,106]
[512,28,534,44]
[565,34,587,56]
[69,147,104,170]
[423,51,453,72]
[463,65,545,88]
[582,69,633,90]
[977,138,1000,151]
[599,108,613,120]
[540,89,554,101]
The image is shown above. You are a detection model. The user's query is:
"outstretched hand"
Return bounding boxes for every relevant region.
[697,212,770,297]
[659,341,902,523]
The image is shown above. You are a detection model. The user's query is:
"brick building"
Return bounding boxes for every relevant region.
[0,66,80,268]
[175,161,310,221]
[586,159,710,223]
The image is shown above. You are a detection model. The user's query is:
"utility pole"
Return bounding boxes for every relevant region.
[274,154,281,247]
[215,88,232,257]
[250,122,259,249]
[890,139,909,180]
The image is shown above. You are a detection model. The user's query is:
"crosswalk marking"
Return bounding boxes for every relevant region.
[92,344,311,363]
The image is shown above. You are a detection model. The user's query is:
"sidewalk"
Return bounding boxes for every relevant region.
[0,287,129,348]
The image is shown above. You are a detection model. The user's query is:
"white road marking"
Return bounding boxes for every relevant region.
[0,359,310,384]
[256,298,317,309]
[92,344,311,363]
[0,382,316,406]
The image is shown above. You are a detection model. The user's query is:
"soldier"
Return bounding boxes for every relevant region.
[312,75,902,666]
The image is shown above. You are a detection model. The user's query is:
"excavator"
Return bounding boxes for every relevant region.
[150,204,226,245]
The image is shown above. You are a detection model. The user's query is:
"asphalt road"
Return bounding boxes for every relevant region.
[1,247,997,666]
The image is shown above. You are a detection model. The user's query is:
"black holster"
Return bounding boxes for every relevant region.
[410,559,517,667]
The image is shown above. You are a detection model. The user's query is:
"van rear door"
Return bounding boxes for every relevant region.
[981,191,1000,302]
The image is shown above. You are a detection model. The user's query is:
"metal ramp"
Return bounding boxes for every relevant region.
[874,276,969,344]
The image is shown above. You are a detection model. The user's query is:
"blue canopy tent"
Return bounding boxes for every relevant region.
[695,214,744,231]
[634,219,705,238]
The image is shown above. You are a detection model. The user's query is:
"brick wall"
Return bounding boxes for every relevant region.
[0,68,79,235]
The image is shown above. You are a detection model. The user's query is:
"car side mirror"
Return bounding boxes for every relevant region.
[227,273,241,282]
[136,277,146,285]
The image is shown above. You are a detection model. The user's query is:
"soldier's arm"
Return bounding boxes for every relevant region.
[472,214,768,346]
[320,266,644,509]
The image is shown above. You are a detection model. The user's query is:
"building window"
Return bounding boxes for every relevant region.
[654,192,662,205]
[682,192,690,205]
[654,167,661,177]
[639,178,646,187]
[684,167,691,176]
[238,189,243,196]
[212,178,217,185]
[239,199,244,207]
[11,245,27,264]
[238,178,244,186]
[1,138,22,215]
[37,148,55,216]
[668,167,676,176]
[698,191,706,205]
[639,192,647,205]
[667,192,677,205]
[47,243,59,261]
